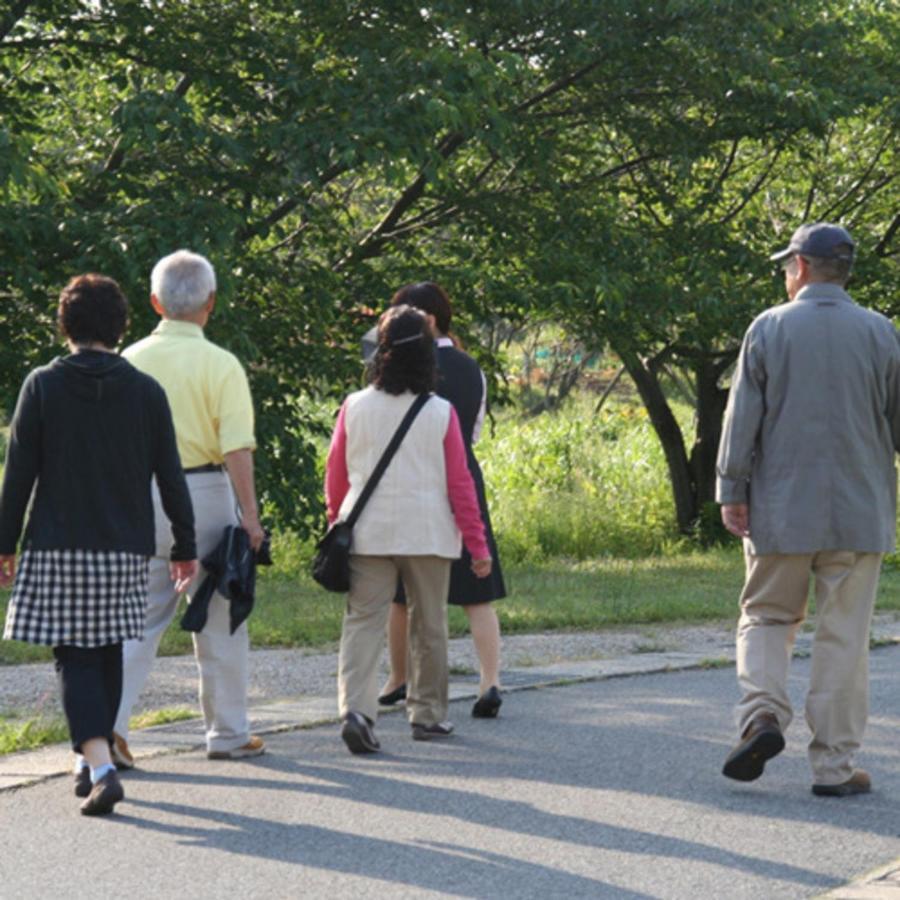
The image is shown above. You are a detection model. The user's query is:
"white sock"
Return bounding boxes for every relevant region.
[74,754,87,774]
[90,762,116,784]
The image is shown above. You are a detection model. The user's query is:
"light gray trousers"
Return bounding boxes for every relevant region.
[115,472,250,753]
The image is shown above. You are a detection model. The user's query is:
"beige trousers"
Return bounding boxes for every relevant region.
[735,547,881,785]
[338,554,450,727]
[115,472,251,753]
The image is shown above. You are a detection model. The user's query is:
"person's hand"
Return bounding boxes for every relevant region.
[170,559,199,593]
[721,503,750,538]
[0,555,15,588]
[241,514,266,553]
[471,557,492,578]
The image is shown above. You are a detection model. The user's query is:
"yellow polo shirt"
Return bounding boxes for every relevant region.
[123,319,256,468]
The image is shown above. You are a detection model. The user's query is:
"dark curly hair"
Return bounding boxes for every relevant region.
[391,281,452,335]
[370,305,436,395]
[58,273,128,349]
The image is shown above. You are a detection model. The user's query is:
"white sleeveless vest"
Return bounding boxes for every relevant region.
[339,387,462,558]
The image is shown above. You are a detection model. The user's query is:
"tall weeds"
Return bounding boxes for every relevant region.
[480,395,681,561]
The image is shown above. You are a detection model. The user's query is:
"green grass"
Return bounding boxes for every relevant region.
[3,545,900,666]
[481,395,680,561]
[128,706,199,730]
[0,705,201,756]
[0,715,69,754]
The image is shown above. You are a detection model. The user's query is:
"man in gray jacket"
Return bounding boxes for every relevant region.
[716,222,900,796]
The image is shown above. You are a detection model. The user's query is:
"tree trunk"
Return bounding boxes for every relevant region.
[689,358,731,511]
[617,348,697,533]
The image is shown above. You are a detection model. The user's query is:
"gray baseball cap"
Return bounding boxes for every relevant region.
[770,222,855,262]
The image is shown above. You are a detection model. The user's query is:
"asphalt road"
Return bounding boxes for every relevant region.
[1,647,898,899]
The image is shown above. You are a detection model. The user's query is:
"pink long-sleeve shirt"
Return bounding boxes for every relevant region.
[325,401,489,560]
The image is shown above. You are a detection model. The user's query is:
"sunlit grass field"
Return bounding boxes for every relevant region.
[3,393,900,667]
[2,393,900,754]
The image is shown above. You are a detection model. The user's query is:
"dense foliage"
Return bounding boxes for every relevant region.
[2,1,897,535]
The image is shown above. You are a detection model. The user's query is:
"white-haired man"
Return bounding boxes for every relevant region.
[113,250,266,763]
[717,223,900,796]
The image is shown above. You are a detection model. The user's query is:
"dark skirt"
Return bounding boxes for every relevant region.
[396,451,506,607]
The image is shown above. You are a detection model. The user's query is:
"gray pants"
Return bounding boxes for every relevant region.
[339,554,451,727]
[115,472,250,753]
[735,548,881,785]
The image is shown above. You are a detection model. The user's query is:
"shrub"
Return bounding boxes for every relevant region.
[480,395,680,561]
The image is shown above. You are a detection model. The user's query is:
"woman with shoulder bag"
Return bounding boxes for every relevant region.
[325,305,491,754]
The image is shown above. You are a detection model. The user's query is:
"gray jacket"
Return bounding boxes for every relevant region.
[716,282,900,554]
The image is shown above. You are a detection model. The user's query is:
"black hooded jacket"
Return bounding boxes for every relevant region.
[0,350,195,559]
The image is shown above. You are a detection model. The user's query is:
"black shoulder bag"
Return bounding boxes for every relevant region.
[312,393,430,592]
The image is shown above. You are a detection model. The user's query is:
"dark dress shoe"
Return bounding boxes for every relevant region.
[722,712,785,782]
[378,684,407,706]
[812,769,871,797]
[411,721,454,741]
[74,767,92,799]
[472,686,502,719]
[341,712,380,754]
[79,770,125,816]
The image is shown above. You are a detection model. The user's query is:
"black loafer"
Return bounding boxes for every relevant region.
[341,712,380,754]
[812,770,871,797]
[378,684,407,706]
[74,767,92,798]
[411,721,454,741]
[472,686,502,719]
[722,712,785,782]
[80,771,125,816]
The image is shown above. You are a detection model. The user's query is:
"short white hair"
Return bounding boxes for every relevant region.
[151,250,217,317]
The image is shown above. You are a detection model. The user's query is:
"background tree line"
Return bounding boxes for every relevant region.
[2,0,897,538]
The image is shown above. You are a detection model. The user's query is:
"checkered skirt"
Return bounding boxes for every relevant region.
[3,549,149,647]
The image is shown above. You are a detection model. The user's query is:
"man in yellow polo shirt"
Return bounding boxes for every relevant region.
[113,250,266,763]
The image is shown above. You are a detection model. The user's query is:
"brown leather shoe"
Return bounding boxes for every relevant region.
[722,711,785,782]
[111,732,134,770]
[812,769,871,797]
[207,735,266,760]
[79,770,125,816]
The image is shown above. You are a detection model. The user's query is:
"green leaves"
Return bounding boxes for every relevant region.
[1,0,896,534]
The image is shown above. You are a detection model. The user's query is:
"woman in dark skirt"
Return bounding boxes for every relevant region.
[378,282,507,718]
[0,274,196,816]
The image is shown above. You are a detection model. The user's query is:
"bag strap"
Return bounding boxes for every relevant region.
[344,393,430,529]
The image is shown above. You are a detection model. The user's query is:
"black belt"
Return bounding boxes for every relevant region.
[184,463,224,475]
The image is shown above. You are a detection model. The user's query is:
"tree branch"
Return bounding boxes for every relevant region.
[4,36,152,66]
[0,0,33,43]
[874,212,900,258]
[718,140,787,225]
[842,173,896,221]
[237,160,348,243]
[102,74,192,174]
[817,130,894,222]
[594,364,626,415]
[334,131,467,269]
[714,138,740,191]
[512,59,604,114]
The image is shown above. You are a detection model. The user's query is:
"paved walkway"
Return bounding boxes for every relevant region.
[1,627,899,898]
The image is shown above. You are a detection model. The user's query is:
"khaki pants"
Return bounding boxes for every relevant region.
[339,554,450,727]
[735,548,881,785]
[115,472,251,753]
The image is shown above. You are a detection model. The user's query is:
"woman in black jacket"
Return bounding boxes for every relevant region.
[378,282,507,718]
[0,274,197,816]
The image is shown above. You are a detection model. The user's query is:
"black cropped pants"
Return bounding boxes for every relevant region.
[52,643,122,753]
